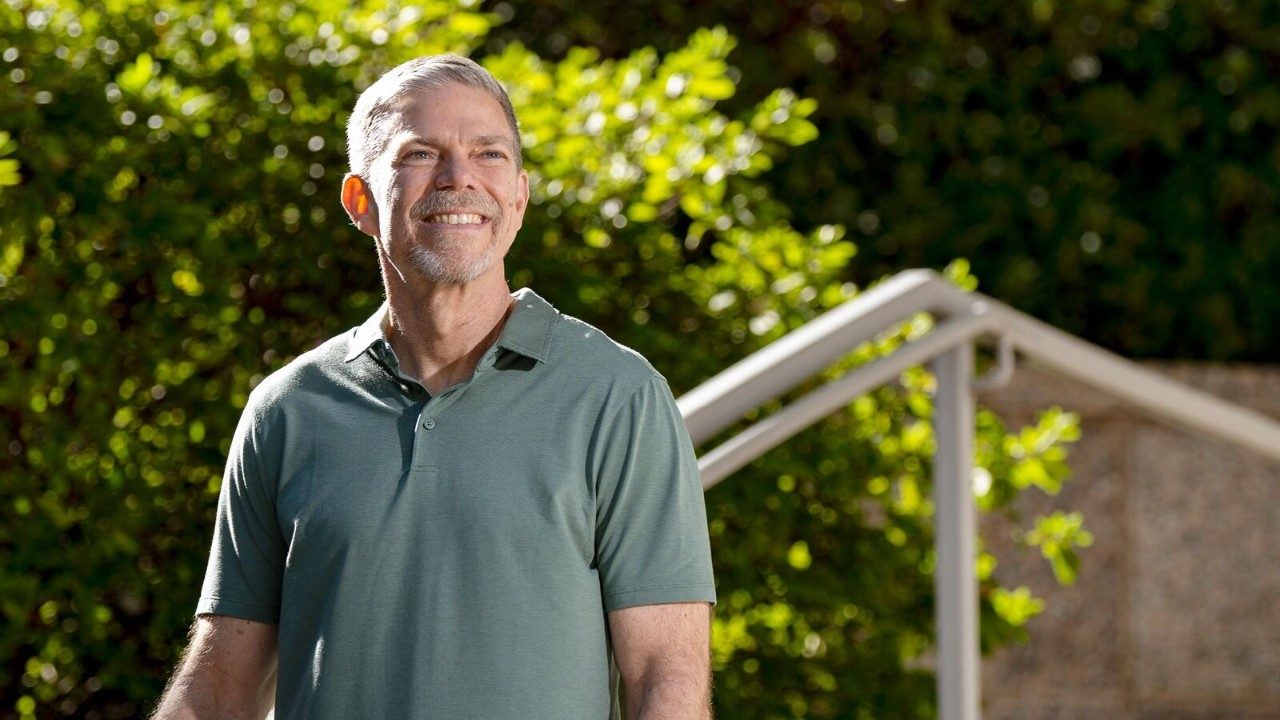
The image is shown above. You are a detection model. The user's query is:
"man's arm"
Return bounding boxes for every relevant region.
[608,602,713,720]
[151,614,278,720]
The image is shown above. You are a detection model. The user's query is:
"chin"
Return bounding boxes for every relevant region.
[408,246,497,285]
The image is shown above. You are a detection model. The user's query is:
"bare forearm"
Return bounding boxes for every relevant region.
[150,671,216,720]
[152,616,277,720]
[151,665,275,720]
[626,670,712,720]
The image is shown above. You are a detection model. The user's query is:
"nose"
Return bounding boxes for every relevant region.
[433,153,478,190]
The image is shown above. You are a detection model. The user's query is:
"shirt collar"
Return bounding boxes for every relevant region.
[343,288,557,364]
[343,301,392,363]
[497,288,556,363]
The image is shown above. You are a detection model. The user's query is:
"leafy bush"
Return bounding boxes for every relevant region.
[0,2,1081,718]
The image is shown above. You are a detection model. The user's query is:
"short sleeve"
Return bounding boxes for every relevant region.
[195,394,285,623]
[593,374,716,612]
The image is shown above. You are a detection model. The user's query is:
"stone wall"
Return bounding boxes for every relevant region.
[976,363,1280,720]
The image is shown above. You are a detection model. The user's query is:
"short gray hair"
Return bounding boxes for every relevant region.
[345,54,522,178]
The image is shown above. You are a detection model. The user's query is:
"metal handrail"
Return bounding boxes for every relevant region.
[696,309,995,486]
[675,268,1280,720]
[680,269,1280,477]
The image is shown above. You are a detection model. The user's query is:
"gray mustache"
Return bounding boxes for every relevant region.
[411,191,501,220]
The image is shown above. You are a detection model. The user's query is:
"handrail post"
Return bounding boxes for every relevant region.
[932,344,980,720]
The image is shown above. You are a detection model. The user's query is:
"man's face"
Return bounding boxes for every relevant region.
[371,82,528,286]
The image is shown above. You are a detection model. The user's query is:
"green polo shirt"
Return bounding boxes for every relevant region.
[196,288,716,719]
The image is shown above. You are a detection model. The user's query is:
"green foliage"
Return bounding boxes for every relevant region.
[1,2,1083,718]
[496,0,1280,362]
[975,406,1081,507]
[1025,511,1094,586]
[0,132,19,189]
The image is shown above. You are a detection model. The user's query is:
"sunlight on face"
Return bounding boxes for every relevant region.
[376,83,529,287]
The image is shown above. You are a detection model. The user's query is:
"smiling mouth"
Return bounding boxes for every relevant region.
[422,213,487,225]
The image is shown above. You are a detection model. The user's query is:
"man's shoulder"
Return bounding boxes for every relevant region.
[243,329,356,414]
[545,306,664,388]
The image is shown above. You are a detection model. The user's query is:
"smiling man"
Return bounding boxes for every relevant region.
[152,56,716,719]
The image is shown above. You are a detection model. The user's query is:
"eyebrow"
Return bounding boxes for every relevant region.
[471,134,512,148]
[398,135,516,152]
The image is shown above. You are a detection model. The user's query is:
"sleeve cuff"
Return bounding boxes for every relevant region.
[603,583,717,612]
[196,595,280,624]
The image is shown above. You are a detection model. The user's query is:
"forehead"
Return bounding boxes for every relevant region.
[383,82,514,141]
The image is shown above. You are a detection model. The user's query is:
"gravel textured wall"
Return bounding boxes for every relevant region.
[977,362,1280,720]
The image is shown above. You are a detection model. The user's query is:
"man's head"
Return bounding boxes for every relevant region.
[341,55,528,287]
[345,55,522,179]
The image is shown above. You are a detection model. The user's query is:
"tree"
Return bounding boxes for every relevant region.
[0,2,1084,717]
[496,0,1280,362]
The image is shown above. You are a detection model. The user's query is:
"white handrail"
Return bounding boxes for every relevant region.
[676,268,1280,720]
[679,269,1280,462]
[696,309,995,487]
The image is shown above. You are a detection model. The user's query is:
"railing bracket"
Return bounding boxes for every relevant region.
[972,333,1016,392]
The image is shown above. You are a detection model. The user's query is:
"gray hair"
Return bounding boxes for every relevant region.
[345,54,522,178]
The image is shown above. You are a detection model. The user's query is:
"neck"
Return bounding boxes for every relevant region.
[381,266,514,395]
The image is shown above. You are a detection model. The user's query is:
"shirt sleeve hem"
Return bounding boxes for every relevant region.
[196,596,280,624]
[603,583,717,612]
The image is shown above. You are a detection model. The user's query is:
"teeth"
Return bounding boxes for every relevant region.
[426,213,484,225]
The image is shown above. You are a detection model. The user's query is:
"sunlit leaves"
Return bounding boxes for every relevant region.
[976,406,1081,508]
[115,51,154,94]
[990,585,1046,625]
[487,26,803,247]
[750,89,820,146]
[1024,511,1094,585]
[0,131,18,190]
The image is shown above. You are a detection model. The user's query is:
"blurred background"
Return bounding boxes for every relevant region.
[1,0,1276,718]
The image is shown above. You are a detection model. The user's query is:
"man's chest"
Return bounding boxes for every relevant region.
[272,393,600,575]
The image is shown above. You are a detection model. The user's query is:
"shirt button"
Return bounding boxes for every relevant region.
[423,418,436,430]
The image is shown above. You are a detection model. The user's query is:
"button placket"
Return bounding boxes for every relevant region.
[408,372,476,469]
[410,397,438,469]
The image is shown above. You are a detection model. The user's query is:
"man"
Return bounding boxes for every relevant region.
[153,55,716,719]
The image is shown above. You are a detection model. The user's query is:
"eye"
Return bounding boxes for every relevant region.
[402,149,434,162]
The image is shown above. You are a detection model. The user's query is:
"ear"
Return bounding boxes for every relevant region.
[341,173,380,238]
[513,169,530,231]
